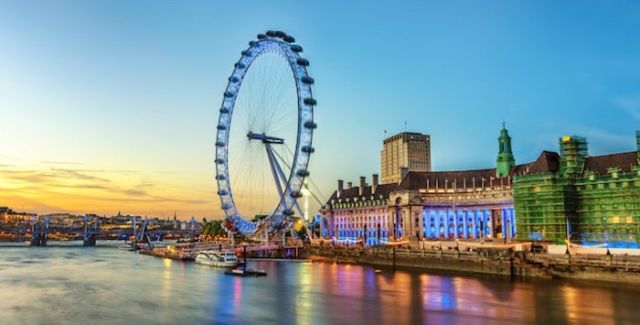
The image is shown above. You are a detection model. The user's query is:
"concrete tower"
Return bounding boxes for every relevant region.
[380,132,431,184]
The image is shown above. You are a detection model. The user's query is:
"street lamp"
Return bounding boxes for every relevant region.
[242,242,248,271]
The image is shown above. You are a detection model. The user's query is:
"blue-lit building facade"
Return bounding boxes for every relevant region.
[391,168,518,243]
[320,176,395,246]
[320,126,558,246]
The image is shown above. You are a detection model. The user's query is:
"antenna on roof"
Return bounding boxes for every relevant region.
[404,120,407,131]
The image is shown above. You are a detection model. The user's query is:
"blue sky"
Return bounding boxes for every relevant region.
[0,1,639,217]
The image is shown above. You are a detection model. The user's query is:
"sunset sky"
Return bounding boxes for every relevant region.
[1,1,639,219]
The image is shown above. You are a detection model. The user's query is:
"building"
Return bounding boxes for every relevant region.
[514,132,640,246]
[321,126,640,249]
[380,132,431,184]
[0,207,37,225]
[320,175,396,245]
[386,124,528,243]
[321,125,540,245]
[388,151,558,243]
[40,213,78,227]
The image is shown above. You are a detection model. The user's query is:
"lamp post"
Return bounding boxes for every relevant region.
[242,242,248,272]
[565,216,571,255]
[604,217,610,256]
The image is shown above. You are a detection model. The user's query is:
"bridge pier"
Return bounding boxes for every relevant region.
[82,215,100,247]
[30,217,50,247]
[30,232,47,246]
[83,234,97,247]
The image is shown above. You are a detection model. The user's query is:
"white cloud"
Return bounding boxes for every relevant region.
[615,96,640,120]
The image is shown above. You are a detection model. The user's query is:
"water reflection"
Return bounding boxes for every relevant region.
[1,246,640,324]
[294,264,313,325]
[162,258,172,307]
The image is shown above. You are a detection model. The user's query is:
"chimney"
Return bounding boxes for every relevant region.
[346,181,353,189]
[337,180,344,198]
[359,176,366,196]
[372,174,379,194]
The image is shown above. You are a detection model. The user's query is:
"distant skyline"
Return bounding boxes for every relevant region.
[1,1,639,218]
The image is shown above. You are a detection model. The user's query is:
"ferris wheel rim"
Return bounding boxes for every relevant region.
[214,31,316,235]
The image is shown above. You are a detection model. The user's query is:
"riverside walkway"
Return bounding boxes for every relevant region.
[304,240,640,284]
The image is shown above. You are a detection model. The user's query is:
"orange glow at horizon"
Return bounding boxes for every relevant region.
[0,159,223,220]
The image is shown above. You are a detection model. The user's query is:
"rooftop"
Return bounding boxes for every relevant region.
[323,148,638,206]
[583,151,638,174]
[398,151,561,191]
[383,131,430,144]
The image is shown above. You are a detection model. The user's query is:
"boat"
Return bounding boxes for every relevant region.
[195,250,238,267]
[224,267,267,277]
[224,263,267,277]
[118,243,137,251]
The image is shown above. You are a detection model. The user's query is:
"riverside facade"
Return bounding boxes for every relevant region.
[320,127,640,248]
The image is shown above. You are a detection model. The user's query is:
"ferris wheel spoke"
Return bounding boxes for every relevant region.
[265,144,287,209]
[268,145,305,217]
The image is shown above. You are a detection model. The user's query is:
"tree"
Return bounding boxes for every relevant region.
[201,220,226,238]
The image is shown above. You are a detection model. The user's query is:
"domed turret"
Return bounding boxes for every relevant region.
[496,122,515,178]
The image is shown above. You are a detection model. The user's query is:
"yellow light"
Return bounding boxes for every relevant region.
[293,220,304,231]
[163,258,172,268]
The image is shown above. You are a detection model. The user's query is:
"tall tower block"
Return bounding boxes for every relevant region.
[380,132,431,184]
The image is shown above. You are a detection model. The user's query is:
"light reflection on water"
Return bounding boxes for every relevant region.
[1,244,640,324]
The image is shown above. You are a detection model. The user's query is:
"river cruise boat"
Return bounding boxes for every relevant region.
[195,250,239,267]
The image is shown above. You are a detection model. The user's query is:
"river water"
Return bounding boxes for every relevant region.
[1,242,639,325]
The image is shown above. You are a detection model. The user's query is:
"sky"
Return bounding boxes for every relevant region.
[0,1,639,219]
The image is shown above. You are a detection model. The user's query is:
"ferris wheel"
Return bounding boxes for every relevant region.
[215,30,316,236]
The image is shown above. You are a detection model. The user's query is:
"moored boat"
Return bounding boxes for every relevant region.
[195,250,238,267]
[224,267,267,277]
[118,243,136,251]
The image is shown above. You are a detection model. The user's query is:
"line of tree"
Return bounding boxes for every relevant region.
[201,220,226,238]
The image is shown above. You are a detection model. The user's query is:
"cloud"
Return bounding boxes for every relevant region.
[0,164,211,211]
[573,127,634,155]
[50,168,111,183]
[39,160,85,166]
[614,96,640,120]
[0,192,66,214]
[154,170,182,175]
[0,167,111,185]
[123,189,147,197]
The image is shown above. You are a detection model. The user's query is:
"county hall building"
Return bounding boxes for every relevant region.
[320,126,558,246]
[320,126,531,245]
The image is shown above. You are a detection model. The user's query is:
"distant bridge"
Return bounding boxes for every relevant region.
[19,216,199,247]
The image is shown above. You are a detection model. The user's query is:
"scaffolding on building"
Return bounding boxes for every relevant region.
[559,135,588,177]
[515,135,640,246]
[574,168,640,246]
[514,173,576,244]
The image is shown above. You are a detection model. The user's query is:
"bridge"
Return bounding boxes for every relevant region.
[9,215,200,247]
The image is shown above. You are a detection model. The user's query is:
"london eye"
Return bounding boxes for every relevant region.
[215,30,316,237]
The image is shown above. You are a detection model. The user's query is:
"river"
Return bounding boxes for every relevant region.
[1,242,639,324]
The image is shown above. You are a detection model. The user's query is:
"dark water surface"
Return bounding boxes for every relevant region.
[1,243,639,325]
